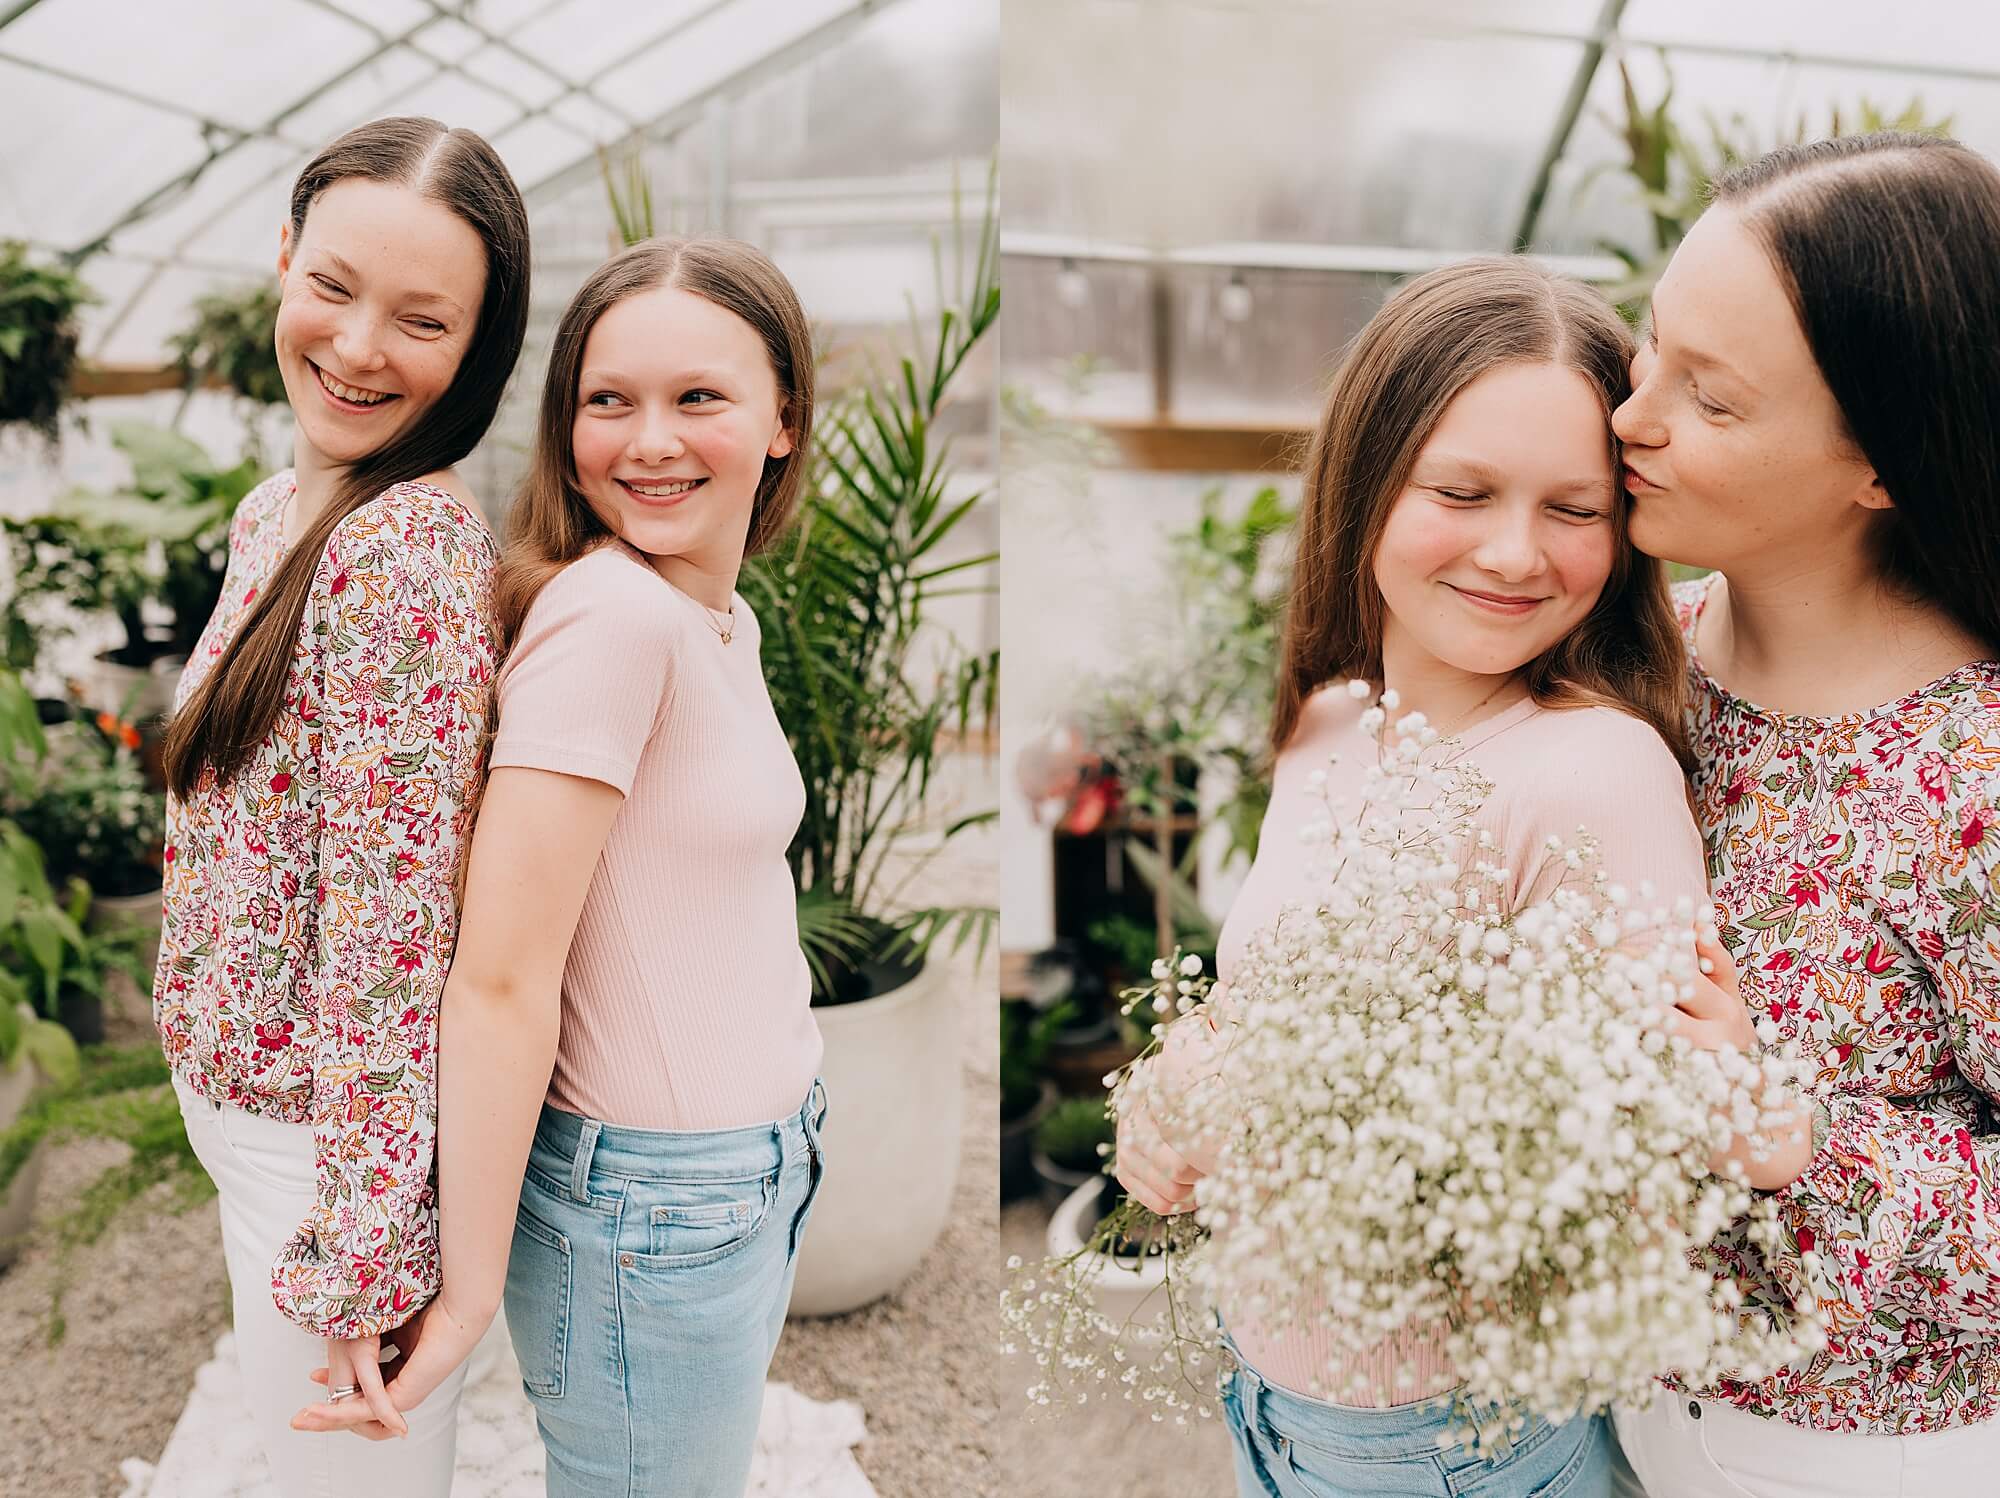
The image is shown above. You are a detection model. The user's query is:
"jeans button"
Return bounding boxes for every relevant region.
[1688,1400,1701,1419]
[620,1253,634,1267]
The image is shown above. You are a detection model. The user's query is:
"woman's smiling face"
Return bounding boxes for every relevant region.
[273,177,486,467]
[1611,204,1887,573]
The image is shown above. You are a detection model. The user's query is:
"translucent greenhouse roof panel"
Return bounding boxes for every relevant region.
[1620,0,2000,76]
[0,56,213,245]
[0,0,380,133]
[1003,0,1587,255]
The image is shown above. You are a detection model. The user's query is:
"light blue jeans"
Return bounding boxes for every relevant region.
[503,1081,828,1498]
[1222,1344,1614,1498]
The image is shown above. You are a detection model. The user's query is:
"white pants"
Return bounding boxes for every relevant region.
[1613,1385,2000,1498]
[174,1076,468,1496]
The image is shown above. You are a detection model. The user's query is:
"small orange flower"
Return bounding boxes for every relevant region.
[96,711,118,735]
[120,724,142,750]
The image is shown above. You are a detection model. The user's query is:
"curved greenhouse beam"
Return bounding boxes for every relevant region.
[1512,0,1627,252]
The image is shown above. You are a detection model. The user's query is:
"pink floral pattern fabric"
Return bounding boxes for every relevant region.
[1677,575,2000,1433]
[155,470,497,1338]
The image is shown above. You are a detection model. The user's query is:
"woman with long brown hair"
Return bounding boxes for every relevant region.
[293,236,827,1498]
[1605,131,2000,1498]
[156,114,529,1491]
[1111,258,1779,1497]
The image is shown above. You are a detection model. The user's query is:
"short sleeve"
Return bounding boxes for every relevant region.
[490,549,678,795]
[1492,706,1708,919]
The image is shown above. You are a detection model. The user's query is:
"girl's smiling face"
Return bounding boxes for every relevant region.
[273,177,485,466]
[1373,359,1620,686]
[569,284,794,574]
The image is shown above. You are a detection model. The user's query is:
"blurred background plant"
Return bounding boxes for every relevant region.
[1588,54,1955,314]
[0,240,91,442]
[3,423,254,677]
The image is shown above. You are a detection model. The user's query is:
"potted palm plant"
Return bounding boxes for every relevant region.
[742,182,998,1315]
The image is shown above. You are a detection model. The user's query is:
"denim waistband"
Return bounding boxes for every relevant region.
[531,1079,827,1200]
[1224,1334,1469,1455]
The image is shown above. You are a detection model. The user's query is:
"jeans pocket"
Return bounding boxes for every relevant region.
[506,1195,573,1399]
[639,1169,780,1267]
[1450,1413,1605,1498]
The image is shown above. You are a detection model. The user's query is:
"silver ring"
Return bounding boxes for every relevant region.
[327,1383,361,1403]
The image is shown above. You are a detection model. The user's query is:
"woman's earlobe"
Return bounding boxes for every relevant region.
[768,427,795,460]
[1857,471,1894,512]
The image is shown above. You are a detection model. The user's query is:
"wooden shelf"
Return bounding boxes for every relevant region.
[1089,418,1311,473]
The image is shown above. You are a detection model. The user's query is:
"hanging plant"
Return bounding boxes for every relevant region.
[168,282,285,406]
[0,241,93,441]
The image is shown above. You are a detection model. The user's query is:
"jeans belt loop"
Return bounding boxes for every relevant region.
[569,1118,602,1204]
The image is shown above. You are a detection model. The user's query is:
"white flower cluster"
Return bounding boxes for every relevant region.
[1005,687,1824,1451]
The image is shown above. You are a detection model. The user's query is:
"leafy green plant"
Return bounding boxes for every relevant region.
[0,241,92,440]
[1034,1094,1115,1174]
[6,716,164,899]
[0,1045,209,1343]
[1000,997,1074,1122]
[600,141,659,249]
[169,282,286,407]
[1586,56,1955,315]
[3,422,255,670]
[739,170,1000,1004]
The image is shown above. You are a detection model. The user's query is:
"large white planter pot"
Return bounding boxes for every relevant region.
[0,1055,46,1271]
[90,885,164,1023]
[787,958,960,1316]
[1046,1178,1176,1327]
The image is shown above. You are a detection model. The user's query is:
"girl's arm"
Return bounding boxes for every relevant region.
[293,766,623,1435]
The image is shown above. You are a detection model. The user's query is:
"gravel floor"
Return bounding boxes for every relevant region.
[0,816,997,1498]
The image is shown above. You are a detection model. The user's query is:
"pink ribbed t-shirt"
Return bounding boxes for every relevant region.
[489,541,823,1130]
[1215,686,1708,1405]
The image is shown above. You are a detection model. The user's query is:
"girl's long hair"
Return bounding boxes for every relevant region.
[163,116,530,798]
[1272,257,1689,769]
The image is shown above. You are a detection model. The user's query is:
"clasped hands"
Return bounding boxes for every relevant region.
[289,1294,488,1441]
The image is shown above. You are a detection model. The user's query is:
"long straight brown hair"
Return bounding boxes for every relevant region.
[1272,257,1690,768]
[493,237,815,651]
[163,116,531,798]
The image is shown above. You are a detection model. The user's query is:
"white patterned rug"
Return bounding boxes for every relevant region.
[118,1329,874,1497]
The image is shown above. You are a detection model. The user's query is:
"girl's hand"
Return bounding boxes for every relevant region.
[1115,1091,1201,1216]
[1669,921,1757,1053]
[292,1296,487,1439]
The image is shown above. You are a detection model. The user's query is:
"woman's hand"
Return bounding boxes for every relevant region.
[291,1296,488,1439]
[1115,1088,1202,1216]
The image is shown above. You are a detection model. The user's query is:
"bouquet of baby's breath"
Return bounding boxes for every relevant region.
[1002,684,1824,1451]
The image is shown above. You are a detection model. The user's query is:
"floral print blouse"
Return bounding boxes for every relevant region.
[1678,576,2000,1433]
[155,470,497,1339]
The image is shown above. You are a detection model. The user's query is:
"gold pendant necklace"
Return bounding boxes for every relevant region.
[701,603,735,645]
